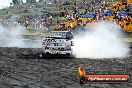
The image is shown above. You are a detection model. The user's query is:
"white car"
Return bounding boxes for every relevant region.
[42,31,74,57]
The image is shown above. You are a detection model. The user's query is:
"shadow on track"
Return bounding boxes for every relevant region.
[17,52,75,59]
[42,54,75,59]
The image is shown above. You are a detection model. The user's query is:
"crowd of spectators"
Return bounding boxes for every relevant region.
[52,0,132,32]
[1,0,132,32]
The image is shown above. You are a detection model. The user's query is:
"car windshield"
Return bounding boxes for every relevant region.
[48,31,74,39]
[52,32,66,37]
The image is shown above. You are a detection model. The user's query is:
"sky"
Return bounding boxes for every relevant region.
[0,0,39,9]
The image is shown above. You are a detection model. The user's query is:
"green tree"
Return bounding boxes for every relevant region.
[12,0,23,5]
[12,0,18,5]
[26,0,36,3]
[31,0,36,3]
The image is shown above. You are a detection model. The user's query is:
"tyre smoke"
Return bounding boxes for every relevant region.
[0,24,41,48]
[73,21,130,58]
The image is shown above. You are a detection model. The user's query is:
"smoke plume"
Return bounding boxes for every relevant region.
[73,21,130,58]
[0,24,41,48]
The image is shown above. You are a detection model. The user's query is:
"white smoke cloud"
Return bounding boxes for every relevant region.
[0,24,41,48]
[73,21,130,58]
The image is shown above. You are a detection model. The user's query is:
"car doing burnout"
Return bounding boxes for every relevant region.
[42,31,74,56]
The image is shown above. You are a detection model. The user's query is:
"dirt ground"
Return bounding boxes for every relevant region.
[0,47,132,88]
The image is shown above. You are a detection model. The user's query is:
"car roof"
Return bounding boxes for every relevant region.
[51,31,71,33]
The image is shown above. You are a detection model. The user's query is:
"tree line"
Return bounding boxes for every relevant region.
[12,0,39,5]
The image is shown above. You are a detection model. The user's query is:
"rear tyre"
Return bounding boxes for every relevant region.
[42,53,45,58]
[66,53,70,55]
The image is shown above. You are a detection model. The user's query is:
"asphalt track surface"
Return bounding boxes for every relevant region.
[0,47,132,88]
